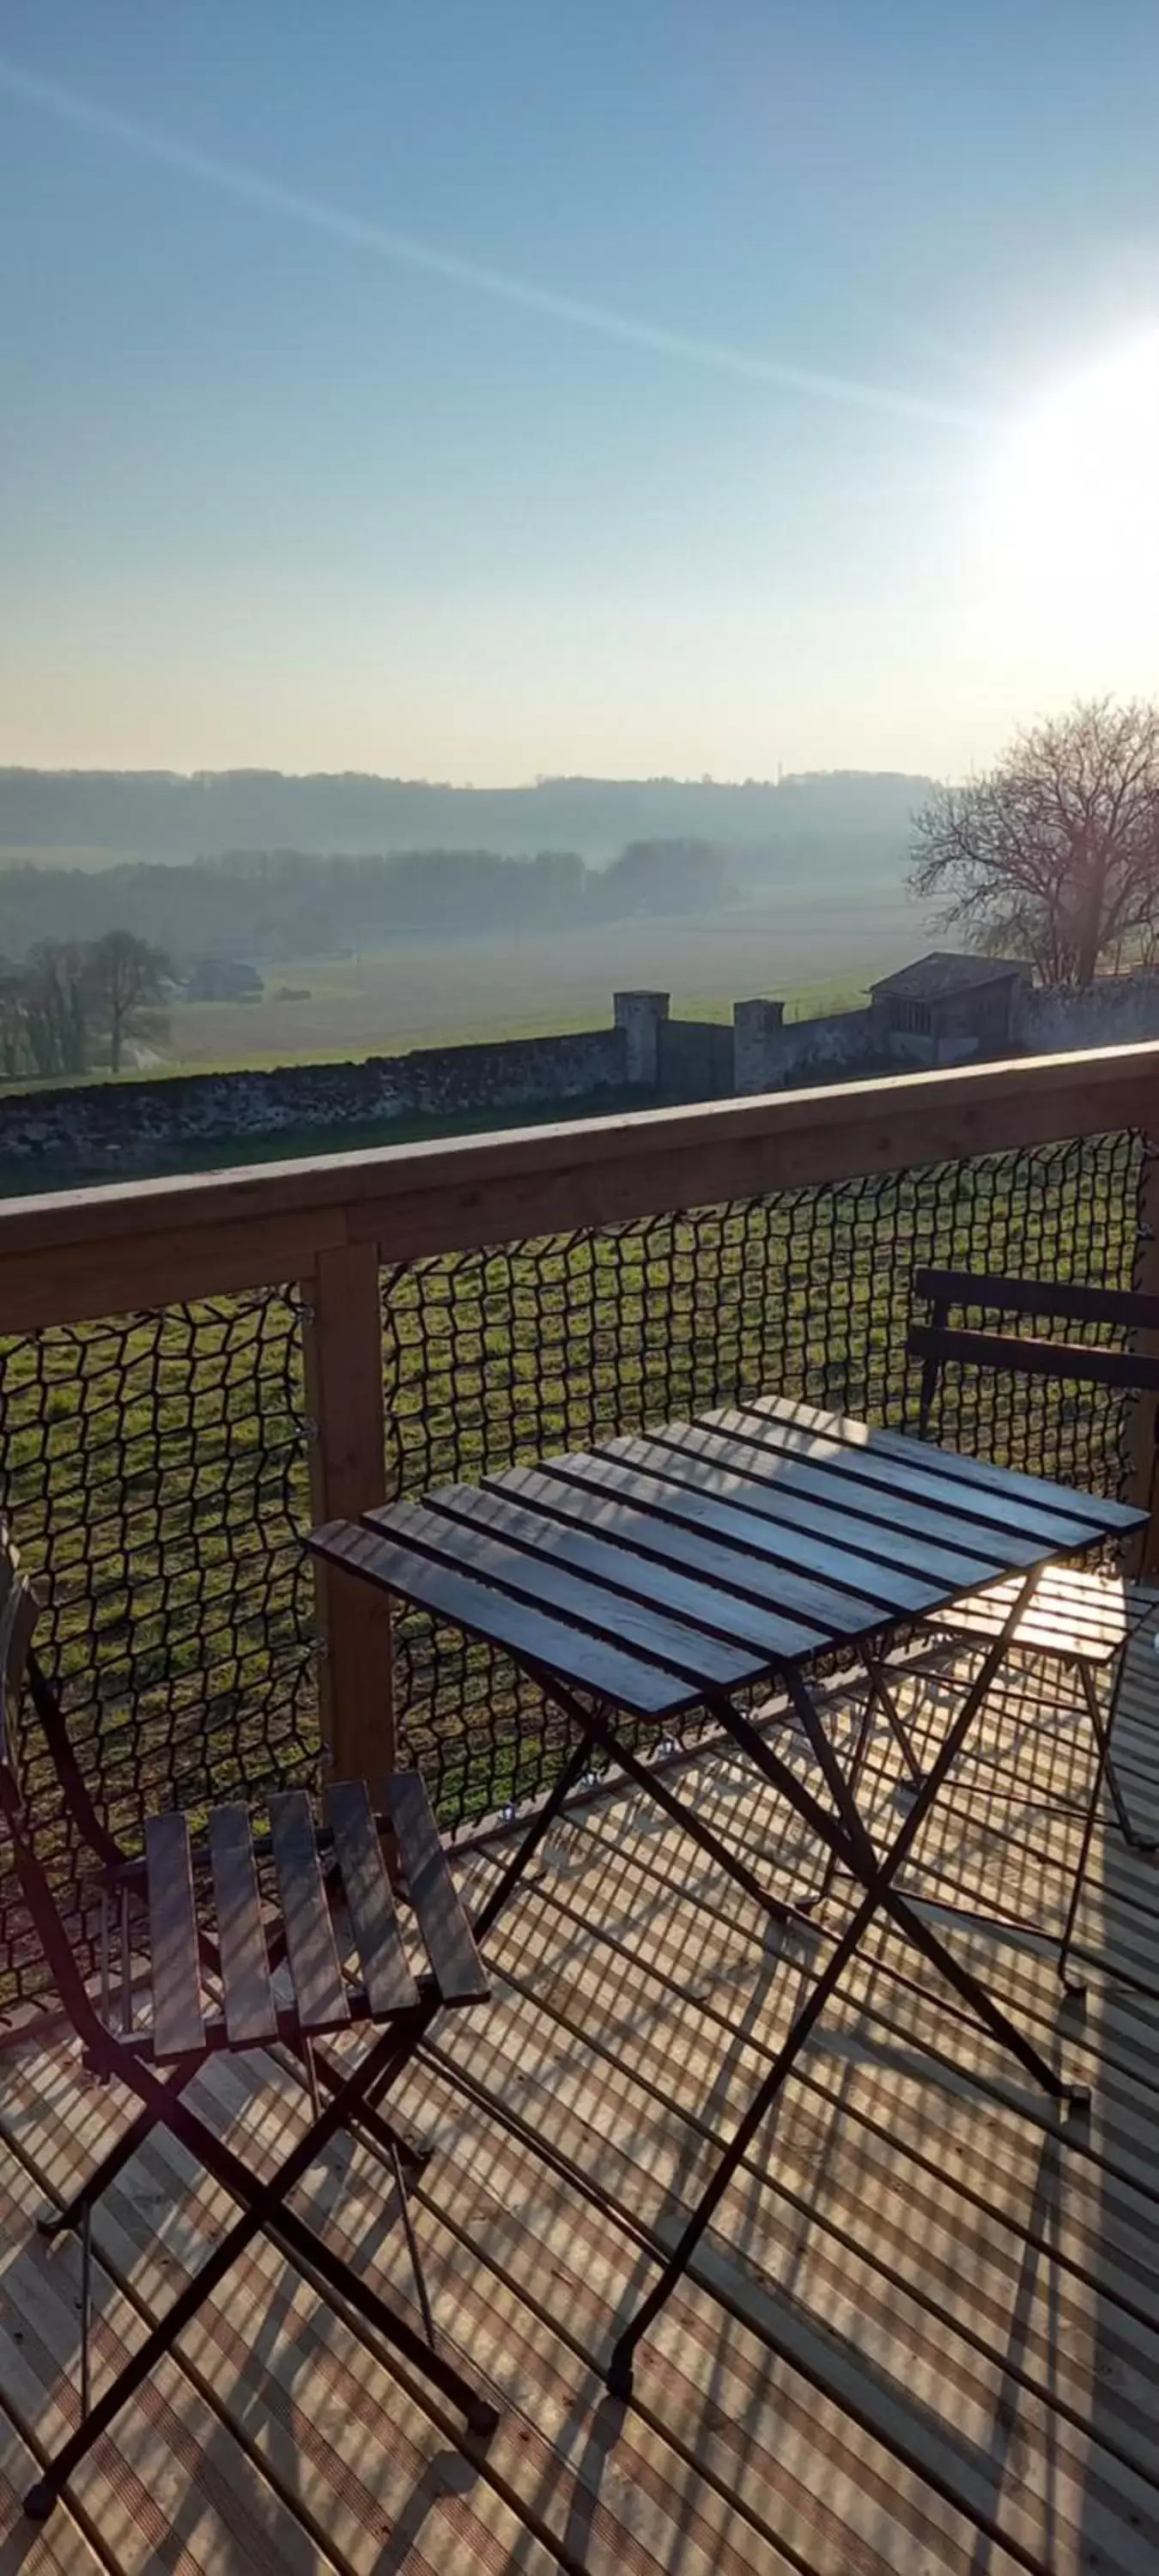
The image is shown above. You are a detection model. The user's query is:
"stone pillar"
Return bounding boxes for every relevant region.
[732,998,785,1094]
[614,990,670,1090]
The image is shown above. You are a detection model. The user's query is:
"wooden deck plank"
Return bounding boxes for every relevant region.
[202,2049,1028,2576]
[437,1877,1159,2567]
[544,1796,1159,2351]
[0,1917,1041,2576]
[186,2075,796,2576]
[561,1713,1159,2176]
[636,1668,1159,2001]
[454,1834,1159,2499]
[472,1798,1159,2278]
[522,1722,1159,2295]
[0,2135,332,2576]
[4,1649,1159,2575]
[634,1752,1159,2154]
[3,2039,795,2576]
[446,1731,1159,2318]
[419,1996,1149,2574]
[0,2393,111,2576]
[406,2057,1044,2576]
[0,2054,567,2576]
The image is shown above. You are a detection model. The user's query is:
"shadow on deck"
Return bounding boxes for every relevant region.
[3,1634,1159,2576]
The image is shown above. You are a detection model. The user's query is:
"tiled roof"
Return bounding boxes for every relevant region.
[870,950,1029,1001]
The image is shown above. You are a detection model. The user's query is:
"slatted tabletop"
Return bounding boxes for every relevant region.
[311,1394,1146,1722]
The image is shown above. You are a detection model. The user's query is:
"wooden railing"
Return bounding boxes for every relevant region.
[3,1037,1159,1806]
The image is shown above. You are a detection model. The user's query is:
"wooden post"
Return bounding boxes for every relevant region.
[1126,1125,1159,1578]
[301,1238,395,1799]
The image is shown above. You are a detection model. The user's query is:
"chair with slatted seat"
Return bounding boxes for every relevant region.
[0,1528,513,2523]
[906,1266,1159,1984]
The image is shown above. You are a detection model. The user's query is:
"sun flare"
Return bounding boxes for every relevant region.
[980,331,1159,669]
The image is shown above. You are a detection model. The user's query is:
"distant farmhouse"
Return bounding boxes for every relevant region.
[866,953,1029,1066]
[185,957,264,1004]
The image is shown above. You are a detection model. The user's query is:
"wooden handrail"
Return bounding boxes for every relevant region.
[1,1038,1157,1332]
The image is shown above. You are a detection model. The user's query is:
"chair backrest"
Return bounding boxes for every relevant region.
[907,1265,1159,1446]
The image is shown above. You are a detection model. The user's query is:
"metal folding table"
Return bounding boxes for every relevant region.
[310,1390,1144,2397]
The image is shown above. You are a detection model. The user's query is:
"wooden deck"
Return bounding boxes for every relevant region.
[4,1631,1159,2576]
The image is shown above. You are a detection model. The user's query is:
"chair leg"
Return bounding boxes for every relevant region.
[25,2008,495,2520]
[1059,1651,1157,1993]
[389,2140,436,2348]
[1058,1705,1110,1995]
[78,2201,92,2420]
[38,2056,202,2240]
[24,2179,314,2519]
[25,2142,496,2520]
[1080,1657,1158,1855]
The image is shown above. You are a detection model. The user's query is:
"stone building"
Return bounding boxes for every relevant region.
[867,952,1029,1066]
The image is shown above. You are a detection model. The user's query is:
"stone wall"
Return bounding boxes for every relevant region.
[730,1001,890,1093]
[0,1024,629,1176]
[658,1017,734,1098]
[1019,976,1159,1054]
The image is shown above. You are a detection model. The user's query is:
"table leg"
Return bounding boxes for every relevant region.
[707,1673,1079,2105]
[605,1574,1074,2396]
[877,1881,1084,2101]
[858,1645,926,1783]
[605,1856,900,2400]
[533,1674,809,1934]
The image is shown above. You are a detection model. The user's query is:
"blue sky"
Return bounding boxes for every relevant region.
[3,1,1159,781]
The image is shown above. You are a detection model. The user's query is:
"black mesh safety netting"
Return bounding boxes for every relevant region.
[0,1286,317,2015]
[0,1126,1150,2018]
[381,1130,1150,1826]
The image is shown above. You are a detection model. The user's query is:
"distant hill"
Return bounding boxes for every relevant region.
[0,767,933,869]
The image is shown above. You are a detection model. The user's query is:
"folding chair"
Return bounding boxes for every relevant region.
[907,1266,1159,1984]
[0,1530,510,2522]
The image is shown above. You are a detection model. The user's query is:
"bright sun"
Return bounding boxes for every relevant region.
[980,331,1159,672]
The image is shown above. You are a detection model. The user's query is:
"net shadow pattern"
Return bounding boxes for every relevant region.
[0,1287,318,2016]
[381,1129,1148,1828]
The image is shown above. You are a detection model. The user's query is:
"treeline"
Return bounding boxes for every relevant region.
[0,933,167,1078]
[0,767,932,862]
[0,839,737,966]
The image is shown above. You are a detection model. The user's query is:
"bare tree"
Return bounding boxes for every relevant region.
[909,699,1159,987]
[24,945,94,1077]
[85,930,169,1072]
[0,960,31,1079]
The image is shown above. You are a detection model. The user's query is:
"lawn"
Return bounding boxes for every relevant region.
[156,896,918,1072]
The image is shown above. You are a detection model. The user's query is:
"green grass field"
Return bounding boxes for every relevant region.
[155,899,914,1073]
